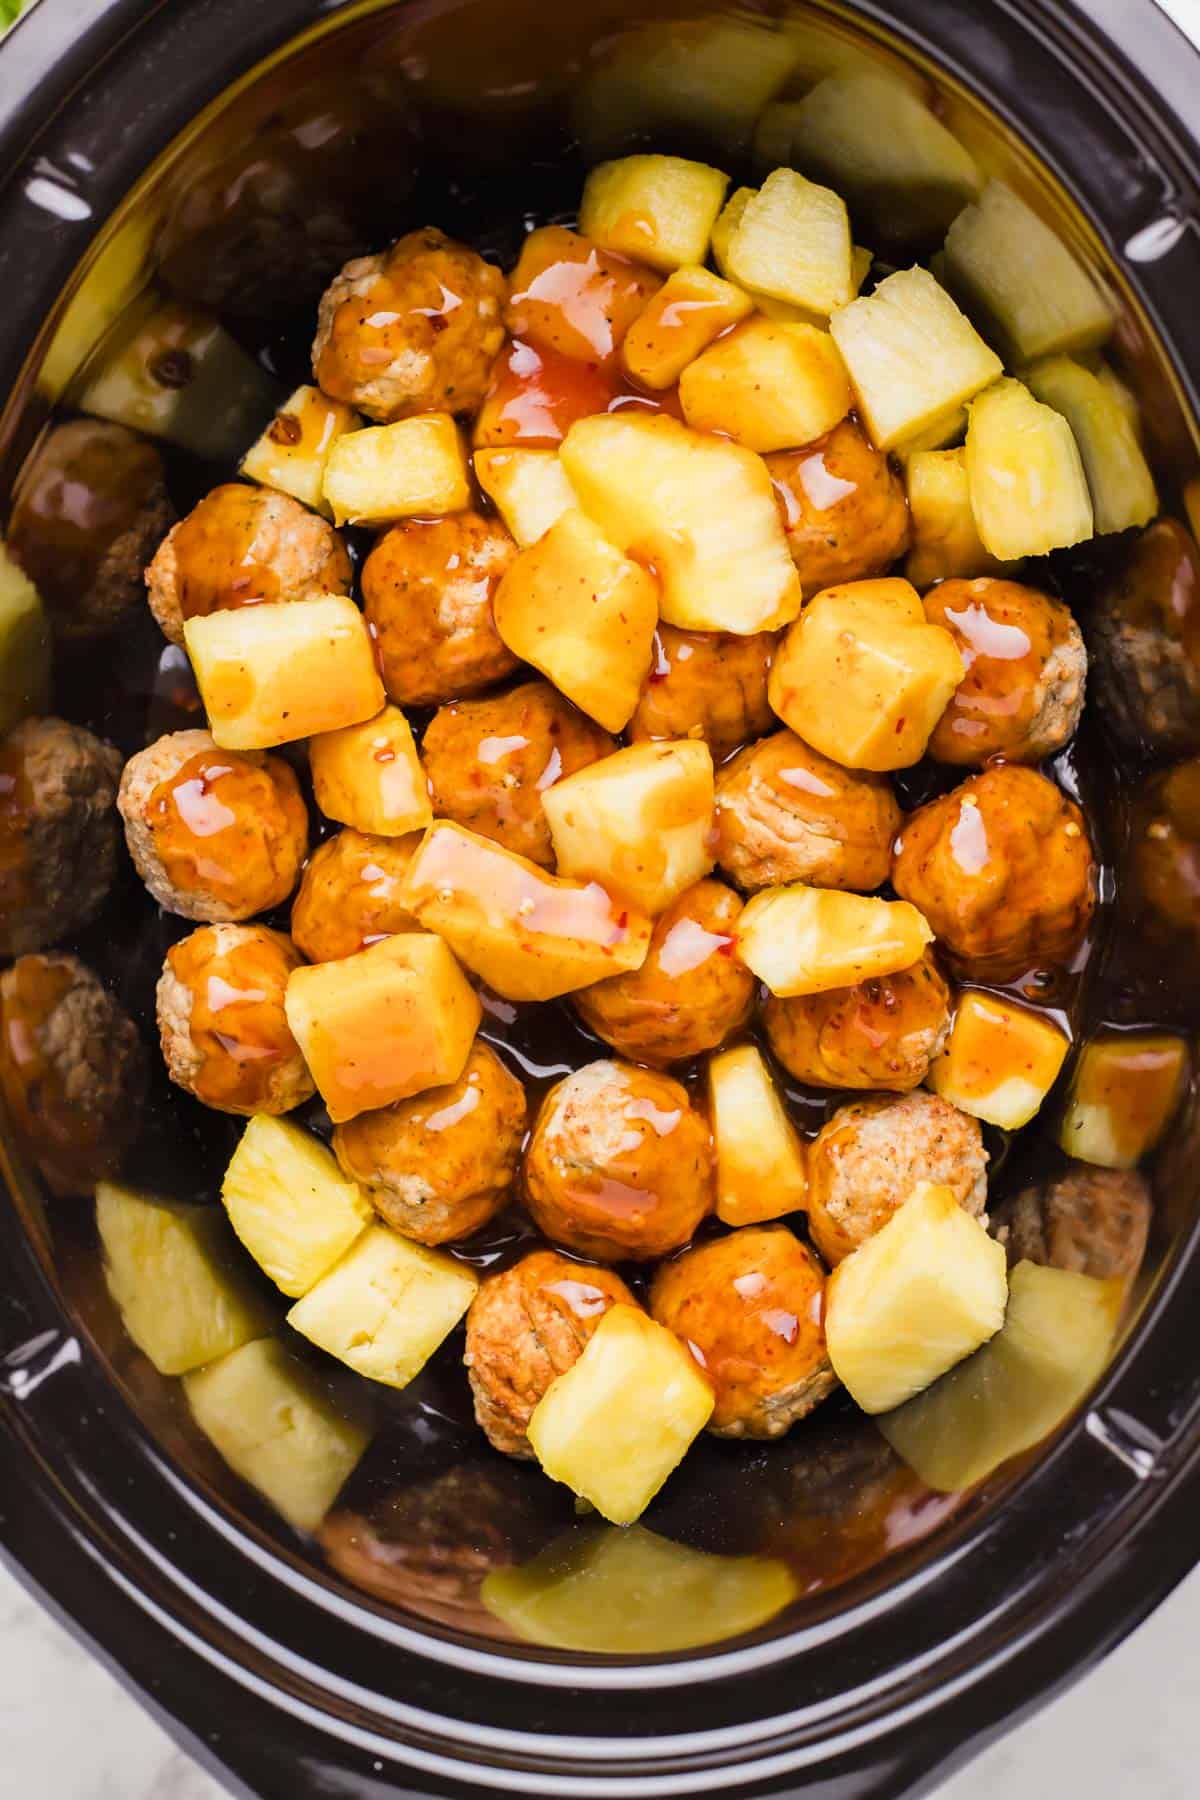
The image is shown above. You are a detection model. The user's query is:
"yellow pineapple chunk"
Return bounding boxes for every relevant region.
[309,704,431,838]
[709,1044,808,1226]
[287,1224,477,1390]
[561,412,801,634]
[1095,363,1143,441]
[737,885,934,998]
[528,1303,714,1524]
[722,168,854,317]
[96,1181,272,1377]
[928,992,1069,1130]
[679,317,850,452]
[0,541,51,735]
[221,1115,372,1299]
[825,1181,1008,1414]
[1058,1032,1188,1170]
[284,932,480,1123]
[473,448,577,547]
[905,447,1005,590]
[621,265,754,389]
[241,384,360,518]
[768,577,964,770]
[966,377,1094,560]
[1025,356,1158,536]
[322,414,471,526]
[894,404,968,459]
[184,594,384,751]
[711,186,755,280]
[492,509,658,733]
[579,154,730,272]
[542,740,714,916]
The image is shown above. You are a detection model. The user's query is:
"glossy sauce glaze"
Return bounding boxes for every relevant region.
[148,747,308,913]
[165,926,303,1111]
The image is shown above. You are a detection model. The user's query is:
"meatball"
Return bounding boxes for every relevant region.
[763,950,951,1092]
[523,1059,714,1262]
[423,680,614,866]
[806,1089,988,1267]
[290,828,420,963]
[312,227,507,422]
[1129,757,1200,942]
[157,922,313,1116]
[650,1226,836,1438]
[145,483,352,646]
[118,729,308,922]
[0,953,146,1196]
[333,1043,526,1244]
[891,765,1096,982]
[924,577,1086,766]
[464,1249,637,1457]
[765,418,910,595]
[996,1164,1151,1286]
[628,626,775,761]
[0,716,122,957]
[1087,518,1200,755]
[7,420,173,643]
[361,511,519,707]
[573,878,754,1066]
[715,730,900,894]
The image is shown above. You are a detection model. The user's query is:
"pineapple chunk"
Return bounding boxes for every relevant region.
[322,414,471,526]
[401,821,652,1002]
[711,186,755,280]
[221,1115,372,1299]
[829,266,1002,451]
[723,168,854,317]
[0,541,52,734]
[505,225,661,363]
[241,385,360,518]
[737,885,934,997]
[1025,356,1158,536]
[768,577,965,770]
[287,1224,477,1390]
[894,404,968,459]
[825,1181,1008,1414]
[966,377,1094,560]
[561,413,801,634]
[284,932,481,1124]
[905,447,1005,590]
[183,1338,370,1533]
[928,991,1070,1130]
[621,266,755,389]
[709,1044,808,1226]
[492,508,658,733]
[715,192,869,325]
[1058,1032,1188,1170]
[309,704,432,838]
[542,740,714,916]
[473,448,577,546]
[579,155,730,273]
[184,594,384,751]
[679,317,851,453]
[527,1303,714,1524]
[1095,363,1143,440]
[942,181,1114,365]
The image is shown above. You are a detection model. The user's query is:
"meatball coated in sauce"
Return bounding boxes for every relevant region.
[333,1043,526,1245]
[924,578,1087,766]
[650,1226,836,1439]
[715,730,900,894]
[145,483,352,646]
[118,729,308,923]
[997,1164,1151,1286]
[1087,518,1200,755]
[573,878,754,1067]
[157,923,313,1116]
[763,950,951,1092]
[312,228,507,422]
[523,1059,714,1262]
[628,627,776,762]
[806,1089,988,1267]
[0,716,122,957]
[1128,757,1200,944]
[361,511,519,707]
[464,1249,637,1457]
[290,828,419,963]
[765,418,910,595]
[423,680,614,867]
[7,420,173,643]
[892,765,1096,982]
[0,954,146,1196]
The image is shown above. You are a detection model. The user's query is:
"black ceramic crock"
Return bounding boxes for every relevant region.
[2,2,1200,1797]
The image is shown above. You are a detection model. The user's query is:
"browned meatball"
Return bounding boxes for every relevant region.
[1087,518,1200,755]
[628,626,776,761]
[312,228,507,421]
[892,765,1096,982]
[290,828,420,963]
[650,1226,836,1438]
[7,420,173,643]
[997,1164,1151,1286]
[715,730,899,894]
[1129,757,1200,942]
[807,1089,988,1266]
[464,1249,638,1457]
[157,923,313,1116]
[0,716,122,957]
[573,879,754,1066]
[333,1043,526,1245]
[763,951,951,1092]
[0,953,145,1196]
[765,418,910,595]
[118,729,308,922]
[145,483,352,646]
[361,511,519,707]
[423,680,614,866]
[523,1059,714,1262]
